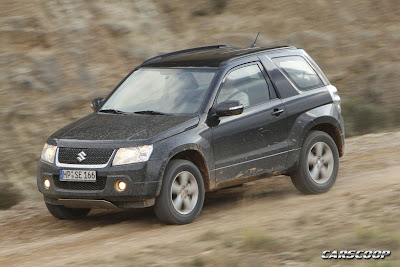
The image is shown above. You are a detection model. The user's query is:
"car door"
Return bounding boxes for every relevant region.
[211,63,289,185]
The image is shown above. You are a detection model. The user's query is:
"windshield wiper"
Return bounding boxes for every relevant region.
[134,110,170,116]
[99,109,127,114]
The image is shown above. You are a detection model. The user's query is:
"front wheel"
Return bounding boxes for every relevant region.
[291,131,339,194]
[45,202,90,220]
[154,159,205,224]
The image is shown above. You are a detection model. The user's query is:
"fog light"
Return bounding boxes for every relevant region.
[115,181,127,192]
[44,179,51,189]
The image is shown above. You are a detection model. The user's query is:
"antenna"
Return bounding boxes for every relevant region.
[251,32,260,47]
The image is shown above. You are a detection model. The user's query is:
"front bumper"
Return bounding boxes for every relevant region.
[37,159,162,208]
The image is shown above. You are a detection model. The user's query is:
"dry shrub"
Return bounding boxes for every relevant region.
[0,181,24,210]
[341,98,390,137]
[191,0,229,16]
[241,228,278,250]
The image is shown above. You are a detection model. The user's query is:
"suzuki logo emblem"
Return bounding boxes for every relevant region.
[77,151,87,162]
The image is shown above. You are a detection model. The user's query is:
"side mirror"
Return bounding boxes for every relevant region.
[215,100,244,117]
[91,98,105,112]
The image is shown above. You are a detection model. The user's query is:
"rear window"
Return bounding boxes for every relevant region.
[273,56,323,90]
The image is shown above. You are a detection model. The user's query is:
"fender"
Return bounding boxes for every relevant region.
[150,123,214,195]
[286,103,343,170]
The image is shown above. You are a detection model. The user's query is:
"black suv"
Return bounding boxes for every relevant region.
[38,45,344,224]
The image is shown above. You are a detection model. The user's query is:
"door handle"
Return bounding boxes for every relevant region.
[271,108,284,117]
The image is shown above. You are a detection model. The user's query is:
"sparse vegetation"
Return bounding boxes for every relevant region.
[1,0,399,202]
[354,225,383,243]
[222,237,234,248]
[197,230,219,241]
[341,99,391,137]
[0,1,399,266]
[295,214,308,226]
[389,231,400,249]
[0,181,23,209]
[190,257,206,267]
[213,0,229,14]
[191,6,210,17]
[367,262,397,267]
[191,0,229,16]
[241,228,277,250]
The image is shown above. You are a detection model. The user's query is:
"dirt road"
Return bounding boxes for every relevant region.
[1,132,399,266]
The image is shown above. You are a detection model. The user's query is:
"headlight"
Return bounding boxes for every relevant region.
[112,145,153,166]
[41,143,57,164]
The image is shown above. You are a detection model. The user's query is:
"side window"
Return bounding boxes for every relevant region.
[217,64,270,108]
[273,56,323,90]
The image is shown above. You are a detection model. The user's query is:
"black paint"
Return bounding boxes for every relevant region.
[38,45,345,209]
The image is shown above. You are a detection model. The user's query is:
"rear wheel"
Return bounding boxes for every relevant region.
[291,131,339,194]
[154,159,205,224]
[45,202,90,220]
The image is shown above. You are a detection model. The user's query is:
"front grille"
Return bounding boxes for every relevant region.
[58,147,114,165]
[53,176,107,191]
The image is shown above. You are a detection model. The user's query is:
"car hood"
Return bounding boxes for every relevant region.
[49,113,199,145]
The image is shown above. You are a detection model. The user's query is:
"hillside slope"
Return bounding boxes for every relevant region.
[0,0,399,198]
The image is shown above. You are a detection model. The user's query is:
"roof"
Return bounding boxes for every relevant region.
[140,45,296,68]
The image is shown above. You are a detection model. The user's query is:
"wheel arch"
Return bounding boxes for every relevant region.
[170,149,211,191]
[157,146,211,193]
[287,111,344,172]
[308,122,344,157]
[288,106,344,158]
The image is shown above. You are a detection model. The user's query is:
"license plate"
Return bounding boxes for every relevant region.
[60,170,96,182]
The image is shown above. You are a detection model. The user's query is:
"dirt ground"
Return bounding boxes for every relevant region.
[0,131,399,267]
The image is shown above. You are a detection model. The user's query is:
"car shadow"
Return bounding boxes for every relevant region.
[52,176,297,230]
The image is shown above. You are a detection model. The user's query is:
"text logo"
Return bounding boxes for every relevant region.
[322,250,391,260]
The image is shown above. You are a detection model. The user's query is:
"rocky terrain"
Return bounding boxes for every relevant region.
[0,132,399,266]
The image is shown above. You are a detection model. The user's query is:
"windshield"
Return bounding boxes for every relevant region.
[100,68,217,114]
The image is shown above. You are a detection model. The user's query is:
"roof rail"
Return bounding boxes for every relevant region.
[223,45,297,65]
[264,45,296,50]
[141,44,228,65]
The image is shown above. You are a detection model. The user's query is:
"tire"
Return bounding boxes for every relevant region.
[154,159,205,224]
[291,131,339,194]
[45,202,90,220]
